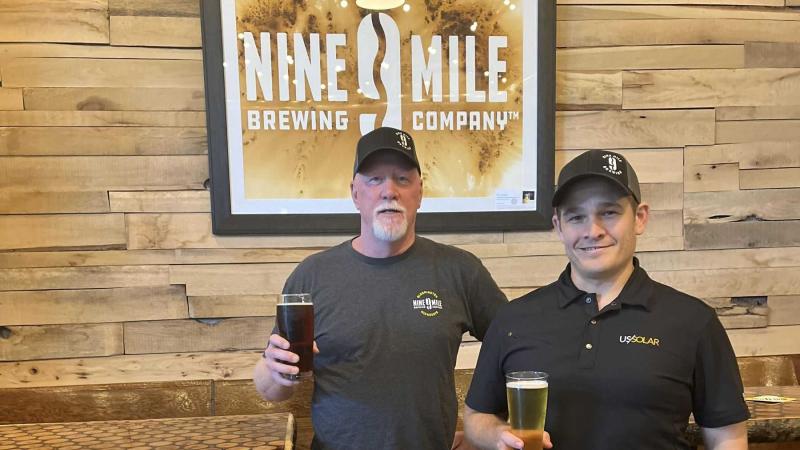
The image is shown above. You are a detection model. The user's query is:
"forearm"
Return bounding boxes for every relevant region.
[463,405,510,450]
[701,422,748,450]
[253,357,295,402]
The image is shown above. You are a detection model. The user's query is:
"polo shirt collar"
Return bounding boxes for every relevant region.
[555,257,654,310]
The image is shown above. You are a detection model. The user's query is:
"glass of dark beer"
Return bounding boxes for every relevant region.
[276,293,314,381]
[506,371,548,450]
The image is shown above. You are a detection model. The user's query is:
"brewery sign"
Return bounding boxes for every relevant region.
[201,0,555,234]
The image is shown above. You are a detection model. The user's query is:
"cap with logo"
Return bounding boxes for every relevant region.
[353,126,421,176]
[552,149,641,207]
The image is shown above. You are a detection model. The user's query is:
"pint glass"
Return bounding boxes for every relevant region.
[276,293,314,380]
[506,371,548,450]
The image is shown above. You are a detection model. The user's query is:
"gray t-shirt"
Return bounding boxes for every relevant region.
[283,237,506,450]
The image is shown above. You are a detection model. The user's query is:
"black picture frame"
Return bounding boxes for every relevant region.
[200,0,555,235]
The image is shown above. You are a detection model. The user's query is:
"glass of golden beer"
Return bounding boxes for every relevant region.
[506,371,548,450]
[276,293,314,380]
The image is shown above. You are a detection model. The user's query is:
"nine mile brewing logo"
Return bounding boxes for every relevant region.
[413,290,443,317]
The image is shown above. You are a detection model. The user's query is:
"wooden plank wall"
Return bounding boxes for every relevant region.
[1,0,799,390]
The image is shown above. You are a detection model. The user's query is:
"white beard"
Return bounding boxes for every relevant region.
[372,202,408,242]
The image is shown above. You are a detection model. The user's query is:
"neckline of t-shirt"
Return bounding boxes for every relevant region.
[346,237,421,266]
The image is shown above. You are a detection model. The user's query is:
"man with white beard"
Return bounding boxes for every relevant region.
[254,127,507,450]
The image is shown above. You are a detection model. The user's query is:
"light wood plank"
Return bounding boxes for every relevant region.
[2,58,203,88]
[22,88,204,111]
[173,248,320,264]
[717,120,800,143]
[557,20,800,48]
[558,149,684,183]
[0,324,122,361]
[0,111,204,127]
[484,255,568,287]
[0,127,207,156]
[637,247,800,272]
[557,45,744,71]
[0,351,257,388]
[650,267,800,298]
[470,235,684,257]
[0,0,108,45]
[790,0,800,6]
[188,295,277,318]
[0,214,125,251]
[556,110,714,149]
[0,286,188,326]
[768,296,800,326]
[684,162,739,192]
[686,142,800,168]
[0,191,109,214]
[0,89,23,110]
[745,42,800,68]
[556,71,622,109]
[109,0,200,17]
[110,16,201,48]
[717,105,800,121]
[623,68,800,109]
[170,263,296,296]
[0,266,170,291]
[109,190,210,213]
[685,221,800,250]
[556,0,784,6]
[557,5,800,20]
[127,213,502,249]
[0,43,201,61]
[685,189,800,224]
[124,318,273,354]
[740,168,800,189]
[727,325,800,357]
[0,250,175,269]
[719,314,768,329]
[0,156,207,191]
[640,183,683,210]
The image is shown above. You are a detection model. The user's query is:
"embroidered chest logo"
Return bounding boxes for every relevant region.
[602,153,623,176]
[619,334,660,347]
[412,290,443,317]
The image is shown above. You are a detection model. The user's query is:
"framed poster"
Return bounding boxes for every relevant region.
[201,0,555,234]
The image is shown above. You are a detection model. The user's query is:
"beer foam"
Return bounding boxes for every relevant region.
[506,380,548,389]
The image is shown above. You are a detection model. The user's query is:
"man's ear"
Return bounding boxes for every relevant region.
[634,202,650,236]
[350,181,360,211]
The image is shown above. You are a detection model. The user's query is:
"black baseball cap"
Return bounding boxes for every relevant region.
[552,150,641,207]
[353,127,421,176]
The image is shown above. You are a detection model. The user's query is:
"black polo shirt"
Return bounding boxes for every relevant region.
[466,259,749,450]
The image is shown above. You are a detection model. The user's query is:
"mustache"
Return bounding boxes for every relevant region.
[373,201,406,216]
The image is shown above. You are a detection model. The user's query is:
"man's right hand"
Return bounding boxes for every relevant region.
[496,430,553,450]
[262,334,303,386]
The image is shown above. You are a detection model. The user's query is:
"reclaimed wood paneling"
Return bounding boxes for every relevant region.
[110,16,201,48]
[0,43,201,62]
[0,323,123,361]
[556,110,714,149]
[686,142,800,168]
[0,286,188,326]
[0,214,125,251]
[768,296,800,326]
[109,191,210,213]
[170,264,296,296]
[639,183,684,210]
[557,45,744,71]
[0,89,23,110]
[0,127,207,156]
[0,351,258,388]
[684,162,739,193]
[557,20,800,48]
[2,58,204,88]
[558,149,684,183]
[0,111,204,127]
[556,71,622,109]
[717,120,800,143]
[557,5,800,20]
[0,0,109,44]
[650,267,800,298]
[636,247,800,272]
[685,221,800,250]
[188,295,277,319]
[717,105,800,121]
[0,250,175,269]
[0,266,170,291]
[0,191,109,214]
[0,381,213,424]
[124,318,273,354]
[740,168,800,189]
[0,156,207,191]
[624,69,800,109]
[109,0,200,17]
[23,88,205,111]
[745,42,800,68]
[685,189,800,224]
[728,325,800,356]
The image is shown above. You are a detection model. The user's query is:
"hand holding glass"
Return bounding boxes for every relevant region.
[506,371,548,450]
[276,293,314,380]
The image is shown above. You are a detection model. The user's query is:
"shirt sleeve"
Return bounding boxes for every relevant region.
[692,314,750,428]
[464,257,507,341]
[465,314,509,416]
